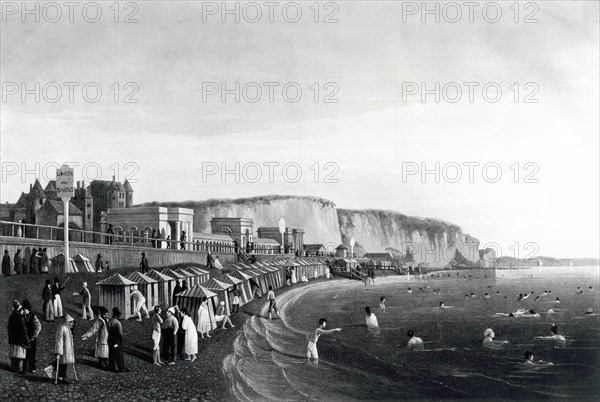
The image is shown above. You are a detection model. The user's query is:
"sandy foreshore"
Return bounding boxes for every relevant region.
[0,268,251,401]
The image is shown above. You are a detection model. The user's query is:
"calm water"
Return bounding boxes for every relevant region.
[223,267,600,401]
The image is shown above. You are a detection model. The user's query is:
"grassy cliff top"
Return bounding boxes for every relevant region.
[138,194,337,209]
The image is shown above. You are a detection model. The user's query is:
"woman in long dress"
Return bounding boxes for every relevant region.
[214,256,224,270]
[197,297,215,338]
[180,308,198,362]
[291,267,297,284]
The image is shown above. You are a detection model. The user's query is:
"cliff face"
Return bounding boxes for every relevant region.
[143,195,481,267]
[337,209,480,267]
[143,195,342,245]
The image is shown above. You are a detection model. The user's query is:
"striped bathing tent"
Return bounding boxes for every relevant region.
[184,266,210,285]
[174,268,198,287]
[219,273,249,308]
[73,254,95,273]
[252,265,280,290]
[295,258,327,278]
[226,270,255,303]
[146,270,175,307]
[174,285,219,332]
[202,277,235,316]
[161,269,186,305]
[126,271,159,311]
[262,263,285,288]
[244,268,269,295]
[51,254,77,273]
[96,274,137,319]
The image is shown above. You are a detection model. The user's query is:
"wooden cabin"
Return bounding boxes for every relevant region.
[96,274,137,319]
[146,269,175,307]
[126,271,159,310]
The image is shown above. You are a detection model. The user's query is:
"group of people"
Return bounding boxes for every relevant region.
[2,248,49,276]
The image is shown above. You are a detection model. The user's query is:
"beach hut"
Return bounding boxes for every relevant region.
[175,268,197,287]
[219,273,249,308]
[96,274,137,319]
[244,268,269,295]
[146,269,175,307]
[202,277,235,316]
[253,266,279,289]
[126,271,159,310]
[185,266,210,284]
[174,285,219,332]
[73,254,94,272]
[227,270,254,303]
[161,269,186,304]
[51,254,77,273]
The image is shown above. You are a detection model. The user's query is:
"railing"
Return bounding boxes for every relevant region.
[0,220,235,254]
[349,267,368,283]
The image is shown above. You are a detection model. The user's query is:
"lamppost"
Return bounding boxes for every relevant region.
[278,218,286,254]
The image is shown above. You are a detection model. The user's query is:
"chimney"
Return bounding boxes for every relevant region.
[82,180,85,189]
[77,181,80,189]
[112,175,115,182]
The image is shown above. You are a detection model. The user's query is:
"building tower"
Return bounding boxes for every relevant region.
[124,179,133,208]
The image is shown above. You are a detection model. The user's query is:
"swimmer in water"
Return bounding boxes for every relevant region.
[306,318,342,365]
[484,293,491,299]
[482,328,509,349]
[407,288,412,294]
[406,330,424,351]
[470,293,476,298]
[535,324,566,343]
[584,308,595,315]
[465,294,470,299]
[439,302,454,309]
[576,287,584,294]
[379,296,386,309]
[365,306,379,328]
[535,296,540,301]
[524,351,553,366]
[554,297,561,303]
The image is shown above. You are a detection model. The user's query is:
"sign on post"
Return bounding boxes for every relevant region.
[56,165,74,261]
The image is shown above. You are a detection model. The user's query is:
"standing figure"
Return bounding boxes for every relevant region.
[139,252,149,274]
[180,231,187,250]
[306,318,342,365]
[173,280,182,306]
[95,254,104,273]
[267,286,279,320]
[180,308,198,362]
[197,297,215,338]
[3,249,12,276]
[175,306,186,359]
[232,289,240,313]
[107,308,129,372]
[370,268,376,285]
[156,231,162,249]
[130,285,150,321]
[214,256,224,270]
[29,248,39,275]
[313,268,318,280]
[106,224,115,245]
[42,279,55,322]
[53,313,76,383]
[52,277,66,319]
[166,235,171,249]
[13,249,23,275]
[151,229,157,248]
[73,282,94,320]
[365,306,379,328]
[162,307,179,365]
[206,250,214,268]
[40,248,49,274]
[82,306,109,370]
[7,301,30,373]
[286,268,292,286]
[22,300,41,373]
[151,306,165,366]
[290,267,297,284]
[406,330,424,351]
[249,278,263,298]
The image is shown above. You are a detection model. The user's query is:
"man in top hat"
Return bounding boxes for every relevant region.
[2,249,11,276]
[7,300,30,373]
[173,280,182,306]
[21,300,41,373]
[82,306,109,370]
[54,313,76,383]
[130,285,150,321]
[52,277,66,319]
[107,307,129,372]
[161,307,179,365]
[95,254,104,273]
[42,279,55,322]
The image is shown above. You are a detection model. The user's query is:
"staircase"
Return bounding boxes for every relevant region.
[238,250,251,264]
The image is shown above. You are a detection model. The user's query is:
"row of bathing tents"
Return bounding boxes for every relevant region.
[96,258,328,326]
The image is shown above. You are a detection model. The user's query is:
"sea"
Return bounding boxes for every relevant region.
[223,266,600,401]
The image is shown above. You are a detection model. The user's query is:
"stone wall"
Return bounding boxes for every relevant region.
[0,236,237,274]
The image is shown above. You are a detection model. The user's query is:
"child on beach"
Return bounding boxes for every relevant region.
[482,328,509,349]
[307,318,342,365]
[365,306,379,328]
[379,296,386,309]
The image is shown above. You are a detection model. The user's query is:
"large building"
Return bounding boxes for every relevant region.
[88,177,134,232]
[257,226,304,254]
[1,179,87,238]
[210,217,254,249]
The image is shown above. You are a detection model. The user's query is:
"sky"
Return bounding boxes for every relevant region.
[1,1,599,258]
